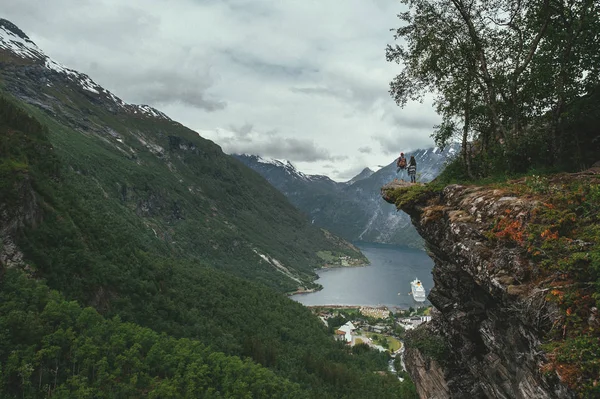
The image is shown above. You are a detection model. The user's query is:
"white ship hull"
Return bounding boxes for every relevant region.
[411,279,426,302]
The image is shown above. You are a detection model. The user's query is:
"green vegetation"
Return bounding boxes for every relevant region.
[382,183,443,211]
[0,90,414,397]
[0,269,306,398]
[2,92,364,294]
[386,337,402,352]
[388,0,600,182]
[316,250,367,266]
[512,178,600,395]
[404,328,449,365]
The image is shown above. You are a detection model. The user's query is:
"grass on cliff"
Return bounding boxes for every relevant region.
[519,179,600,395]
[382,183,444,210]
[477,174,600,395]
[384,158,600,395]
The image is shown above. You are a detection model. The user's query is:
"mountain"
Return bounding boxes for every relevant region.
[347,167,374,185]
[235,146,458,247]
[0,18,414,398]
[0,18,366,293]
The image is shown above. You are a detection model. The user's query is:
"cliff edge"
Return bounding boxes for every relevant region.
[382,168,600,398]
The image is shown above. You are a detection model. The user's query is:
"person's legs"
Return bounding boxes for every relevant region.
[397,168,405,180]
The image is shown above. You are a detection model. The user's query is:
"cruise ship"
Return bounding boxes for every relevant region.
[411,278,427,302]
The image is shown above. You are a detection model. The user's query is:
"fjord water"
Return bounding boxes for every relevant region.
[292,242,434,308]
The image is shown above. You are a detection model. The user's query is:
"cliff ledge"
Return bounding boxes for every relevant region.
[382,168,600,398]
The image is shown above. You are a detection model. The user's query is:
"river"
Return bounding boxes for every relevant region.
[291,242,434,309]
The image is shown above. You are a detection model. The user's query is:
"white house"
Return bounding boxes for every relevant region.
[335,321,356,343]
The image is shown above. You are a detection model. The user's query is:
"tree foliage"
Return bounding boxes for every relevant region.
[387,0,600,178]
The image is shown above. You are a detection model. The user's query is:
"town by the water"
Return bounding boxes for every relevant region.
[308,304,433,379]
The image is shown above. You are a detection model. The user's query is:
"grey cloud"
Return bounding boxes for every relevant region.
[358,146,372,154]
[224,51,312,79]
[331,155,349,161]
[290,86,345,98]
[373,133,429,156]
[373,135,401,155]
[4,0,158,49]
[228,123,254,136]
[291,83,381,110]
[391,114,436,130]
[220,136,338,163]
[117,70,226,111]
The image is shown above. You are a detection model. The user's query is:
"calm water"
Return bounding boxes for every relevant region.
[291,242,434,309]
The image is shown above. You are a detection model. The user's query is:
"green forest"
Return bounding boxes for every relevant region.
[0,90,415,398]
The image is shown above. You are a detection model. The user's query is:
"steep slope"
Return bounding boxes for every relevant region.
[235,146,457,247]
[0,19,415,398]
[0,18,364,293]
[382,172,600,398]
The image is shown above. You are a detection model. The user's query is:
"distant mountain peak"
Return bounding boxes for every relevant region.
[0,18,45,62]
[0,18,32,42]
[346,167,375,185]
[234,154,339,186]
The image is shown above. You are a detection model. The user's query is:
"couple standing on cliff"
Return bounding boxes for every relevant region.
[396,153,417,183]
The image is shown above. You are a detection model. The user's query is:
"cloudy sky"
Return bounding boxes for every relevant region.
[4,0,440,181]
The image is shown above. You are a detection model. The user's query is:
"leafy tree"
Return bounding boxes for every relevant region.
[387,0,600,177]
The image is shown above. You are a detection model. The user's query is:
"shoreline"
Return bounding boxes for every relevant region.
[319,261,370,270]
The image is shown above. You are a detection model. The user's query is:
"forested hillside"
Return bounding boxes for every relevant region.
[0,19,413,398]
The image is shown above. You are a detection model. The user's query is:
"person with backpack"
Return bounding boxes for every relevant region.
[396,152,407,180]
[407,156,417,183]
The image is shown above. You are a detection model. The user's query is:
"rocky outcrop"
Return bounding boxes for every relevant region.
[0,178,42,270]
[383,182,575,398]
[403,344,451,399]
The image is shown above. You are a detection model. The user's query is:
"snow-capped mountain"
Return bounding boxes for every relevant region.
[236,145,459,247]
[0,19,169,120]
[234,155,341,213]
[346,168,374,185]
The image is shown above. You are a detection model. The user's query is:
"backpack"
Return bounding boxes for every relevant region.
[397,156,407,169]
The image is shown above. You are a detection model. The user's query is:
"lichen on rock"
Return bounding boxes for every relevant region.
[381,174,600,398]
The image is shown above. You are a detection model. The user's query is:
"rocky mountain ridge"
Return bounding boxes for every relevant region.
[347,167,375,185]
[0,18,170,121]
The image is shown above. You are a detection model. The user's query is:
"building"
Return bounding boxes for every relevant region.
[335,321,356,344]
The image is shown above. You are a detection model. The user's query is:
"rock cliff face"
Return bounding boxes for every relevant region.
[382,181,575,398]
[0,178,40,270]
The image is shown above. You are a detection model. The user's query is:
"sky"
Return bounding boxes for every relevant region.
[3,0,440,181]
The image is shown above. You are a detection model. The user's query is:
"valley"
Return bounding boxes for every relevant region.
[0,19,416,398]
[234,147,458,248]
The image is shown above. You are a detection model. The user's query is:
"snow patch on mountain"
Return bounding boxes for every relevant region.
[0,21,43,60]
[0,18,170,121]
[246,155,331,182]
